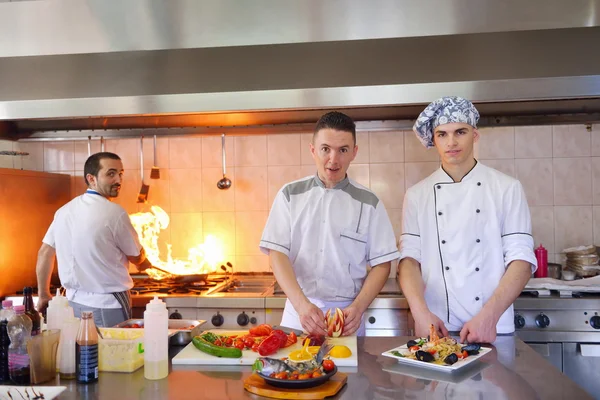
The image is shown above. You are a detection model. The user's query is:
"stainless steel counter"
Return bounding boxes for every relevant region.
[48,336,592,399]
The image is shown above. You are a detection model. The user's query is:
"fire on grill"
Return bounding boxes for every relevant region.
[129,205,225,281]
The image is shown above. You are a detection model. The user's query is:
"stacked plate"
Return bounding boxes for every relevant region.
[563,245,600,277]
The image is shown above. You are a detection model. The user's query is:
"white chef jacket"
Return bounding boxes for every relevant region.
[260,174,400,302]
[43,190,142,309]
[399,162,537,333]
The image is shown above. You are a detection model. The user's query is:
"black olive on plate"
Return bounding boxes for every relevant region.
[406,340,419,348]
[461,344,481,355]
[444,353,458,365]
[415,350,435,362]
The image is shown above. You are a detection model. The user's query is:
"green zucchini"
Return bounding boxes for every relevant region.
[192,336,242,358]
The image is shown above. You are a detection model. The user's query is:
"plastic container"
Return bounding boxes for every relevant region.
[534,244,548,278]
[46,288,74,373]
[0,320,10,383]
[0,300,15,322]
[7,305,32,385]
[98,328,145,373]
[143,296,168,380]
[27,329,60,384]
[59,317,80,379]
[76,311,98,383]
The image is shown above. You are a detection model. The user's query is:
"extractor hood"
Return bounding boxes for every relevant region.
[1,0,600,139]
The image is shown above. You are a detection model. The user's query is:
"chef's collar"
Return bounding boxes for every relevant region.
[314,174,350,190]
[437,160,480,183]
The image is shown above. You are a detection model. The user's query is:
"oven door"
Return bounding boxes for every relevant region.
[526,342,563,372]
[563,343,600,398]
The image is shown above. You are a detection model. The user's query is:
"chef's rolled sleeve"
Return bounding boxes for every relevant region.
[260,190,292,257]
[42,219,56,248]
[366,202,400,266]
[398,189,422,264]
[502,181,537,272]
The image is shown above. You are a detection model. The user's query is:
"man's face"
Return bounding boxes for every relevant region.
[433,122,479,166]
[87,158,124,198]
[310,128,357,187]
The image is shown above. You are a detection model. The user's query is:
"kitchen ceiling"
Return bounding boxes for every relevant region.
[1,0,600,139]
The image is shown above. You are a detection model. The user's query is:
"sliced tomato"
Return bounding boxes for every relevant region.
[282,332,298,348]
[409,346,420,352]
[249,324,273,336]
[427,349,437,355]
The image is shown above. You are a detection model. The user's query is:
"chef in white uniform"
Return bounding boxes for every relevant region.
[260,111,400,336]
[398,96,537,344]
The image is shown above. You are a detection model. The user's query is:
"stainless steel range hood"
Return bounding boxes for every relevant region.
[1,0,600,139]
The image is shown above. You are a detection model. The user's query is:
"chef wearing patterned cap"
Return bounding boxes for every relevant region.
[398,96,537,344]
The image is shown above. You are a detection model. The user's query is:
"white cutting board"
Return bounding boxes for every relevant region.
[172,329,358,367]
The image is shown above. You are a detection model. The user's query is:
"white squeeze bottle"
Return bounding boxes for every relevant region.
[144,296,168,380]
[46,289,74,373]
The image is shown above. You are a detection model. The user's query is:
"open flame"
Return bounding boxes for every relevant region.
[129,205,225,280]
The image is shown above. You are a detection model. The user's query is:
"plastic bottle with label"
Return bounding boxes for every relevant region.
[22,287,41,336]
[7,305,32,385]
[0,300,15,322]
[534,244,548,278]
[143,296,169,380]
[76,311,98,383]
[0,320,10,383]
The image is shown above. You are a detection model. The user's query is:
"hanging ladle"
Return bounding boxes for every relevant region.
[217,133,232,190]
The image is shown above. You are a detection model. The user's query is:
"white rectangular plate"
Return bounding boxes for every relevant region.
[0,386,66,400]
[382,340,492,373]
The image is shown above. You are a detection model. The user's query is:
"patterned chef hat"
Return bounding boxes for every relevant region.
[412,96,480,148]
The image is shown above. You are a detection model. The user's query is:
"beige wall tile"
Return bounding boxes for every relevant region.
[143,136,170,170]
[44,141,74,172]
[112,169,141,214]
[234,166,268,211]
[404,131,439,162]
[203,212,236,257]
[477,127,515,159]
[74,140,101,172]
[593,206,600,247]
[347,164,370,188]
[202,135,235,168]
[369,131,404,163]
[354,132,370,164]
[169,169,202,213]
[300,133,314,165]
[592,158,600,205]
[143,168,170,212]
[515,159,553,206]
[236,255,271,273]
[592,124,600,156]
[13,142,43,171]
[300,165,316,177]
[234,136,267,167]
[70,171,87,198]
[405,162,439,190]
[514,126,553,159]
[481,159,516,178]
[369,163,405,209]
[553,124,591,157]
[104,138,139,171]
[267,134,300,166]
[386,208,403,240]
[202,167,235,212]
[553,158,592,206]
[554,206,593,252]
[235,211,268,256]
[267,166,306,206]
[168,137,202,169]
[169,213,203,259]
[0,140,13,168]
[529,206,555,253]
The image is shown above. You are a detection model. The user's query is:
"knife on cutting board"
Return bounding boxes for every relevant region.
[271,325,304,336]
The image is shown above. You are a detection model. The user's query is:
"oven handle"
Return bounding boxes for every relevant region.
[580,344,600,357]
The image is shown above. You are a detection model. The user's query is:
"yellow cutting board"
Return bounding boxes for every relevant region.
[172,330,358,366]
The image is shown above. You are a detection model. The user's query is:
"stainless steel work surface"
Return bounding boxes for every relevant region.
[47,336,591,399]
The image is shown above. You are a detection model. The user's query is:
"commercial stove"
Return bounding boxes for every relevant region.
[513,291,600,397]
[130,274,276,331]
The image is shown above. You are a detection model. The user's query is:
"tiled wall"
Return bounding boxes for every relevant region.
[1,123,599,275]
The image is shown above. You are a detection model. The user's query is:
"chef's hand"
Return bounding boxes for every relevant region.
[297,301,327,336]
[414,311,449,339]
[37,293,51,316]
[460,310,498,344]
[342,304,364,336]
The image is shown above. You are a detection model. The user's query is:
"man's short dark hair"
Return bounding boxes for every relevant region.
[84,152,121,185]
[313,111,356,144]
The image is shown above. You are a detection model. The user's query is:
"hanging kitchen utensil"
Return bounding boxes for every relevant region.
[87,136,92,156]
[137,136,150,203]
[150,135,160,179]
[100,136,105,152]
[217,133,232,190]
